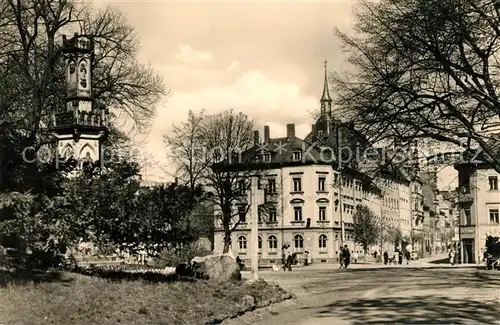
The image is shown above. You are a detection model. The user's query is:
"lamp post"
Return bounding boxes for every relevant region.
[250,176,266,281]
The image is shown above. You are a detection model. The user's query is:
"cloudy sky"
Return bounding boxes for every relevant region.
[90,0,457,189]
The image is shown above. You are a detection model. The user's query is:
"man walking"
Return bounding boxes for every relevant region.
[383,250,389,265]
[343,245,351,268]
[449,249,456,266]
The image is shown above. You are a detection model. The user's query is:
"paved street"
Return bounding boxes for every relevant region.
[225,264,500,325]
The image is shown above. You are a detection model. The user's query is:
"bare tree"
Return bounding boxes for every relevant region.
[165,109,274,253]
[164,110,208,196]
[333,0,500,173]
[0,1,165,146]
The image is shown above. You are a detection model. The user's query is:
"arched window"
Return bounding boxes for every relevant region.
[238,236,247,251]
[258,236,262,250]
[319,234,327,250]
[268,235,278,251]
[294,234,304,250]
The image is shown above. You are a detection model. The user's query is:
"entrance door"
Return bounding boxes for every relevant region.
[462,239,475,264]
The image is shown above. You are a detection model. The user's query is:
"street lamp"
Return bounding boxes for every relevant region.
[250,176,266,281]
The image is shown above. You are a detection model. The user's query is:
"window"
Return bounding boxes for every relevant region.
[294,206,303,221]
[489,209,499,224]
[463,208,471,226]
[238,236,247,251]
[318,177,326,191]
[263,154,270,162]
[268,235,278,251]
[333,173,339,185]
[293,178,302,192]
[319,234,327,249]
[318,206,326,221]
[489,176,498,191]
[258,208,263,223]
[294,234,304,250]
[293,151,302,161]
[258,236,262,250]
[238,206,246,223]
[268,178,277,193]
[269,208,277,222]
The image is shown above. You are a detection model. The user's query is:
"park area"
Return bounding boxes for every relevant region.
[0,264,295,325]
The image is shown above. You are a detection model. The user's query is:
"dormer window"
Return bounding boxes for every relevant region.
[263,153,270,162]
[293,151,302,161]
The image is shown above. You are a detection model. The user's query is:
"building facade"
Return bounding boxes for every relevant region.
[213,63,426,265]
[455,159,500,264]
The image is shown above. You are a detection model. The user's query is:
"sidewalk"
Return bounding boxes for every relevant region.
[255,254,481,272]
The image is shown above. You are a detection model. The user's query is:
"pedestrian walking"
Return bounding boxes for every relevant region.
[304,251,309,266]
[449,249,456,266]
[405,250,410,265]
[398,250,403,265]
[353,251,359,264]
[283,246,292,271]
[383,250,389,265]
[343,245,351,268]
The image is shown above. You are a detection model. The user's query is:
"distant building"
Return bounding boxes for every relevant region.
[455,149,500,264]
[213,63,431,265]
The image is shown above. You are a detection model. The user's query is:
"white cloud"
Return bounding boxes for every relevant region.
[174,44,212,63]
[140,70,318,180]
[226,60,240,71]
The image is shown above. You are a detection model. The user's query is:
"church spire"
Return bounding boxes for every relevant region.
[320,60,332,115]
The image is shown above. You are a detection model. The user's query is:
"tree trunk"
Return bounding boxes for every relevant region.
[221,204,232,254]
[223,239,230,253]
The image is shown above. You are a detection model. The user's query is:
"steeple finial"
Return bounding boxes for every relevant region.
[321,59,332,102]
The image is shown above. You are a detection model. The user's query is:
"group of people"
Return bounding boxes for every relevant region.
[339,245,351,268]
[381,249,411,265]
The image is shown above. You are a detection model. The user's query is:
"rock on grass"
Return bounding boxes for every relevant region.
[0,272,293,325]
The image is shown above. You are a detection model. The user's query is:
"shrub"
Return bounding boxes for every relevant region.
[152,242,211,268]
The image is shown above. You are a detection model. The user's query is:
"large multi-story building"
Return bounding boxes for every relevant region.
[213,64,430,265]
[455,153,500,264]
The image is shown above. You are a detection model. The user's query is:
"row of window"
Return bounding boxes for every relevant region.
[237,204,359,223]
[255,150,304,163]
[460,208,499,225]
[291,176,364,193]
[237,234,328,251]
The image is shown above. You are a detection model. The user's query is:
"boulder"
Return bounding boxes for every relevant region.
[240,294,256,310]
[191,254,241,282]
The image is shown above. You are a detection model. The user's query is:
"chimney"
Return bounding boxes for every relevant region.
[253,130,260,145]
[264,125,270,142]
[286,123,295,139]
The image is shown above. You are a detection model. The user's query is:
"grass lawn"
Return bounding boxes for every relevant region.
[0,271,293,325]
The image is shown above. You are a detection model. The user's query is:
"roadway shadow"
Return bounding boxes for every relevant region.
[315,295,500,324]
